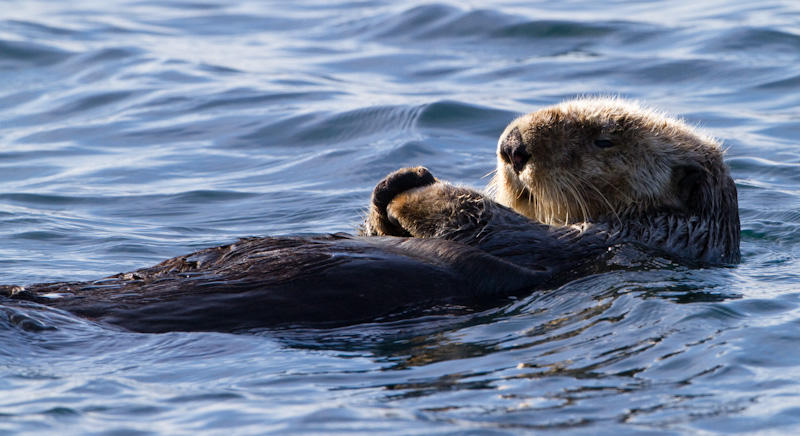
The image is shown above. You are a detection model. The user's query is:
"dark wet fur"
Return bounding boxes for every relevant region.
[0,225,597,333]
[0,185,713,333]
[0,160,738,333]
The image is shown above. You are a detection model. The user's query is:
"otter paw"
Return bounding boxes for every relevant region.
[364,167,436,236]
[372,167,436,222]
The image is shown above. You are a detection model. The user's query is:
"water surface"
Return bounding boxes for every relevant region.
[2,0,800,434]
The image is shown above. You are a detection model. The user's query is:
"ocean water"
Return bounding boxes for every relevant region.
[2,0,800,434]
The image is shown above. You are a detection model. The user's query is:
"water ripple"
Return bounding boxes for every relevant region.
[0,39,72,70]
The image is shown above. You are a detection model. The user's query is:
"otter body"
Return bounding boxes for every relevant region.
[1,98,740,333]
[0,226,598,333]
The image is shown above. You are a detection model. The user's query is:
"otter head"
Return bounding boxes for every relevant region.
[489,97,740,263]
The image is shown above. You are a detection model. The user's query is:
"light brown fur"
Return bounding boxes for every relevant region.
[488,97,724,225]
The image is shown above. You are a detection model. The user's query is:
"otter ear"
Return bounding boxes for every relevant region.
[671,163,706,205]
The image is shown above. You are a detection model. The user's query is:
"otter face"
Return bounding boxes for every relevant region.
[489,97,725,226]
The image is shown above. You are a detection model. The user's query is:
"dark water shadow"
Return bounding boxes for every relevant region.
[264,262,741,363]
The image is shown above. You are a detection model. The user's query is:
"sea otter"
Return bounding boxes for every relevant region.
[0,98,740,333]
[363,97,740,264]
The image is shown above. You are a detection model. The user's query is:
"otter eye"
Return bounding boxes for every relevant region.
[594,139,614,148]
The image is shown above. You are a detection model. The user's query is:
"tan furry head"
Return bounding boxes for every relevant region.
[488,96,740,263]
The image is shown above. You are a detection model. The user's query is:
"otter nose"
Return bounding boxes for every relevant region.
[500,127,529,174]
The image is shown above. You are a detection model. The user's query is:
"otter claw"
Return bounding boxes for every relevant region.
[387,211,401,228]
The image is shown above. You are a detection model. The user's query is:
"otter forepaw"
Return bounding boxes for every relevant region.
[362,167,490,238]
[363,167,437,236]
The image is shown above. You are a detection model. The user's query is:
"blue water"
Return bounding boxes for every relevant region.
[2,0,800,434]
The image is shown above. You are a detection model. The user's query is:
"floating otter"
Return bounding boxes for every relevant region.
[0,98,740,333]
[364,97,740,264]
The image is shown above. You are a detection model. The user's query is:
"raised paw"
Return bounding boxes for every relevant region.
[363,167,437,236]
[361,167,491,238]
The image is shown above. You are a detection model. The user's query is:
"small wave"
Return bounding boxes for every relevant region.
[754,73,800,90]
[621,58,732,85]
[151,13,315,36]
[376,5,510,40]
[743,216,800,245]
[5,19,78,37]
[0,193,101,207]
[189,88,344,113]
[415,100,517,137]
[728,156,800,185]
[167,190,258,205]
[495,20,615,39]
[358,4,458,40]
[48,90,142,118]
[0,39,72,70]
[703,27,800,56]
[369,4,618,42]
[0,302,102,338]
[233,104,424,148]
